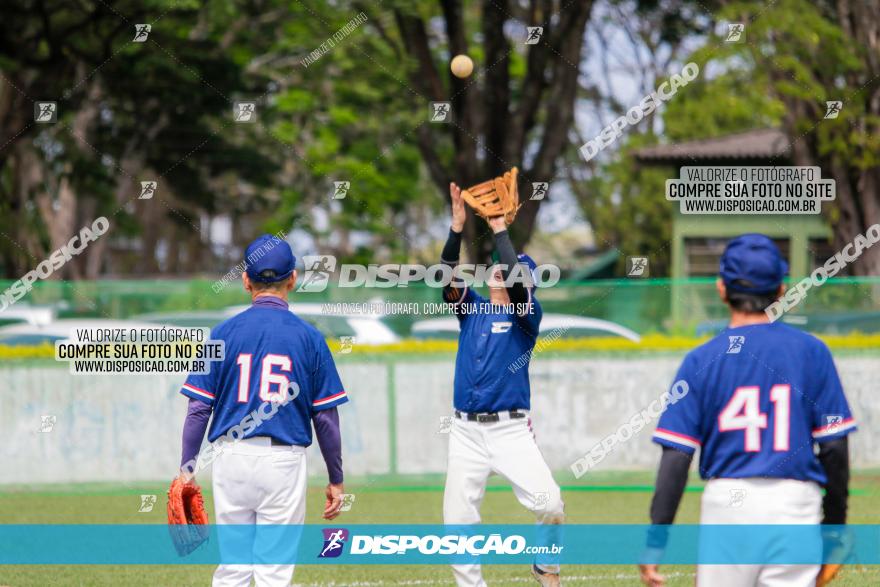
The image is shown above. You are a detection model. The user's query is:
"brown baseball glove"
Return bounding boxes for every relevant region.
[816,563,842,586]
[461,167,520,224]
[817,527,854,586]
[167,477,210,556]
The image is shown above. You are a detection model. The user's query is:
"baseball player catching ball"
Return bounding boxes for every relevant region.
[177,234,349,587]
[441,182,564,587]
[639,234,856,587]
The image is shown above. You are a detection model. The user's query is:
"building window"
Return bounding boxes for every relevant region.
[684,237,790,277]
[808,237,849,276]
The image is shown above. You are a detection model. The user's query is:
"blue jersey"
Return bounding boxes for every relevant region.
[449,286,542,412]
[653,322,856,484]
[180,299,348,446]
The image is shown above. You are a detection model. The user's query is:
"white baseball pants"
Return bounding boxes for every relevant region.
[697,477,822,587]
[212,437,307,587]
[443,415,564,587]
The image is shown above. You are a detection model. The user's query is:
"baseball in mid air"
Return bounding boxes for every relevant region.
[450,54,474,78]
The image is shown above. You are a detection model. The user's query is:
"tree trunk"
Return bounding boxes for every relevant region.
[774,0,880,276]
[833,0,880,275]
[393,0,594,262]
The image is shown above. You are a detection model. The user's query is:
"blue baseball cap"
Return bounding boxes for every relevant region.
[489,252,537,270]
[488,252,538,286]
[244,234,296,283]
[518,254,538,287]
[719,234,788,294]
[517,253,537,272]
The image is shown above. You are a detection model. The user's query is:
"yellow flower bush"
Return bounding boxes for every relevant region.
[0,342,55,360]
[326,333,880,355]
[1,333,877,362]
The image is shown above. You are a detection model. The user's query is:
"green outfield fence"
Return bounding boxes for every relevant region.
[2,277,880,483]
[2,277,880,336]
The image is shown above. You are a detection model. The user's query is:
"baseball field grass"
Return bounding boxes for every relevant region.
[1,471,878,586]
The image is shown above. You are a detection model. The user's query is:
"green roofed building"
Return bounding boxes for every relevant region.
[635,128,835,328]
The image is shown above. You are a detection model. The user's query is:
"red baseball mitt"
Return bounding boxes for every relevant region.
[167,477,210,556]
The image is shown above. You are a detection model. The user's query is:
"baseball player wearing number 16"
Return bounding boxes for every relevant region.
[175,234,349,587]
[639,234,856,587]
[441,182,564,587]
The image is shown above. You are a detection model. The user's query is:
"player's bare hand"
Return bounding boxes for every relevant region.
[450,182,466,232]
[638,564,665,586]
[323,483,344,520]
[487,215,506,233]
[179,468,195,484]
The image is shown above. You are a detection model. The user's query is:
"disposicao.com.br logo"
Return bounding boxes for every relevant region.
[318,528,349,558]
[298,255,560,293]
[319,530,561,557]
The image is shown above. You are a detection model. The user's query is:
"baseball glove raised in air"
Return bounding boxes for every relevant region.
[167,477,210,556]
[461,166,520,224]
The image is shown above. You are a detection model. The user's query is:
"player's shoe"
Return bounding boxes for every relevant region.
[531,564,561,586]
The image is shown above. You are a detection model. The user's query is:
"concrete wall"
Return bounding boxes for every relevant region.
[1,354,877,484]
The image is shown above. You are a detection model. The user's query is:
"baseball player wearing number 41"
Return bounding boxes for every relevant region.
[176,234,349,587]
[441,182,564,587]
[639,234,856,587]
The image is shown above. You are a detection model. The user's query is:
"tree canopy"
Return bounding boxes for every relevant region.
[1,0,877,279]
